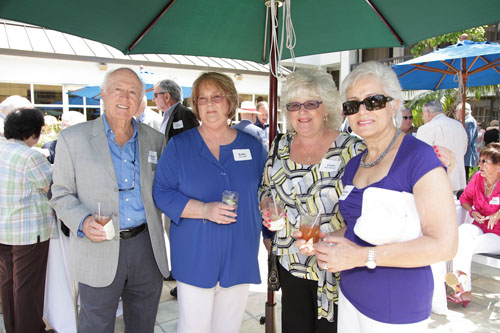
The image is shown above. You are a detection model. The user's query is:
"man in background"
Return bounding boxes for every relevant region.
[153,79,198,143]
[255,101,270,141]
[417,100,468,195]
[400,107,417,136]
[457,102,479,179]
[232,101,268,151]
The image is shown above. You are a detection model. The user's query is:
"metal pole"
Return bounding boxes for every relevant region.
[265,2,279,333]
[461,57,467,128]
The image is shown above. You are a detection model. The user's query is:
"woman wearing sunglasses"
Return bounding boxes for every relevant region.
[312,61,458,332]
[448,143,500,306]
[259,69,365,332]
[153,72,268,333]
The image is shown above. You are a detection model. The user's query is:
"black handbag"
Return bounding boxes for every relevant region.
[267,133,284,292]
[268,252,281,291]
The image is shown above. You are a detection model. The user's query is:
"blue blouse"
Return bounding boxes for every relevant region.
[153,128,267,288]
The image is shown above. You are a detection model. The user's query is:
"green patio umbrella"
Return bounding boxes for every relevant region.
[2,0,500,64]
[3,1,500,331]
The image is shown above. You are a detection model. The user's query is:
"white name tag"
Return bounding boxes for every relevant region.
[148,151,158,164]
[233,149,252,161]
[173,120,184,129]
[490,197,500,205]
[339,185,354,201]
[319,158,341,172]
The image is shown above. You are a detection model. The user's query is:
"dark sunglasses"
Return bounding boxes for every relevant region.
[286,100,322,112]
[342,95,393,116]
[402,116,413,120]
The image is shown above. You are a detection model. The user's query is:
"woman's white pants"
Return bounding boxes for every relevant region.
[176,281,249,333]
[452,223,500,291]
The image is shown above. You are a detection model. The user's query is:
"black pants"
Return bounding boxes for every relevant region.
[0,240,49,333]
[279,263,338,333]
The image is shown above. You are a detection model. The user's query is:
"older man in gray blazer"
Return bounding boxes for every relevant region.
[50,68,169,333]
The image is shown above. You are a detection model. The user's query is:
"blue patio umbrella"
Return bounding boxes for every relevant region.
[68,84,192,101]
[392,40,500,125]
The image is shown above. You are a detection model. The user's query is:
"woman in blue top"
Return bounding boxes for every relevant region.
[311,62,458,332]
[153,72,267,333]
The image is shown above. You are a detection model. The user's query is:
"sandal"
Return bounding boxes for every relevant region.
[446,291,471,307]
[445,271,471,307]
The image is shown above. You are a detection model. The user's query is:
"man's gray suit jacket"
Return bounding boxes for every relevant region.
[50,117,169,287]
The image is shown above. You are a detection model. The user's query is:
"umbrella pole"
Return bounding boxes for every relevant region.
[461,58,467,128]
[265,2,279,333]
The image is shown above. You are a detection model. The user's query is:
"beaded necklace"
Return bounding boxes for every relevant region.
[360,129,401,168]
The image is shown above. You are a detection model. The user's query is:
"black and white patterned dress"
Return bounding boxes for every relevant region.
[259,131,365,321]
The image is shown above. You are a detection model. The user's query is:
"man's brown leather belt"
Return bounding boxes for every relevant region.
[120,224,146,239]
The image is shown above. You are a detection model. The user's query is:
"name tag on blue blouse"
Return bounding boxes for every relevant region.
[319,158,341,172]
[490,197,500,205]
[233,149,252,161]
[339,185,354,200]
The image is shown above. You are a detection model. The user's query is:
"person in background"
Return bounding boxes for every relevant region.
[483,119,499,146]
[153,79,199,143]
[399,107,417,136]
[0,108,56,333]
[477,121,485,154]
[457,102,479,179]
[448,143,500,307]
[0,95,33,141]
[135,96,162,132]
[153,72,268,333]
[312,61,457,332]
[417,100,468,197]
[50,68,169,332]
[255,101,270,141]
[43,111,86,164]
[260,69,365,332]
[232,101,268,151]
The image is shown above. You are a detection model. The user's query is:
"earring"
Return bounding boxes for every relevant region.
[392,116,397,128]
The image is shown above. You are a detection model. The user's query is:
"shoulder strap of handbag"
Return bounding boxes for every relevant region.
[269,133,284,248]
[271,133,284,163]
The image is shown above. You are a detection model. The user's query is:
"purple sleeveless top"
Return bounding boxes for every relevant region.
[339,134,443,324]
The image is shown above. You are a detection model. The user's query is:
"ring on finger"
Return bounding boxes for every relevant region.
[322,263,328,270]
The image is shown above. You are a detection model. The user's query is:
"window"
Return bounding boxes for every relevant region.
[0,83,31,103]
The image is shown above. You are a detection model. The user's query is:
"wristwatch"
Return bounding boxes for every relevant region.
[365,247,376,269]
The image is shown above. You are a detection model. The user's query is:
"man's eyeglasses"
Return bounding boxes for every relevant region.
[154,92,168,99]
[197,94,225,106]
[402,116,413,120]
[479,159,491,165]
[119,145,136,192]
[342,95,393,116]
[285,100,323,112]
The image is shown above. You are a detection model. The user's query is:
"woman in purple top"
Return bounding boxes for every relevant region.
[309,62,458,332]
